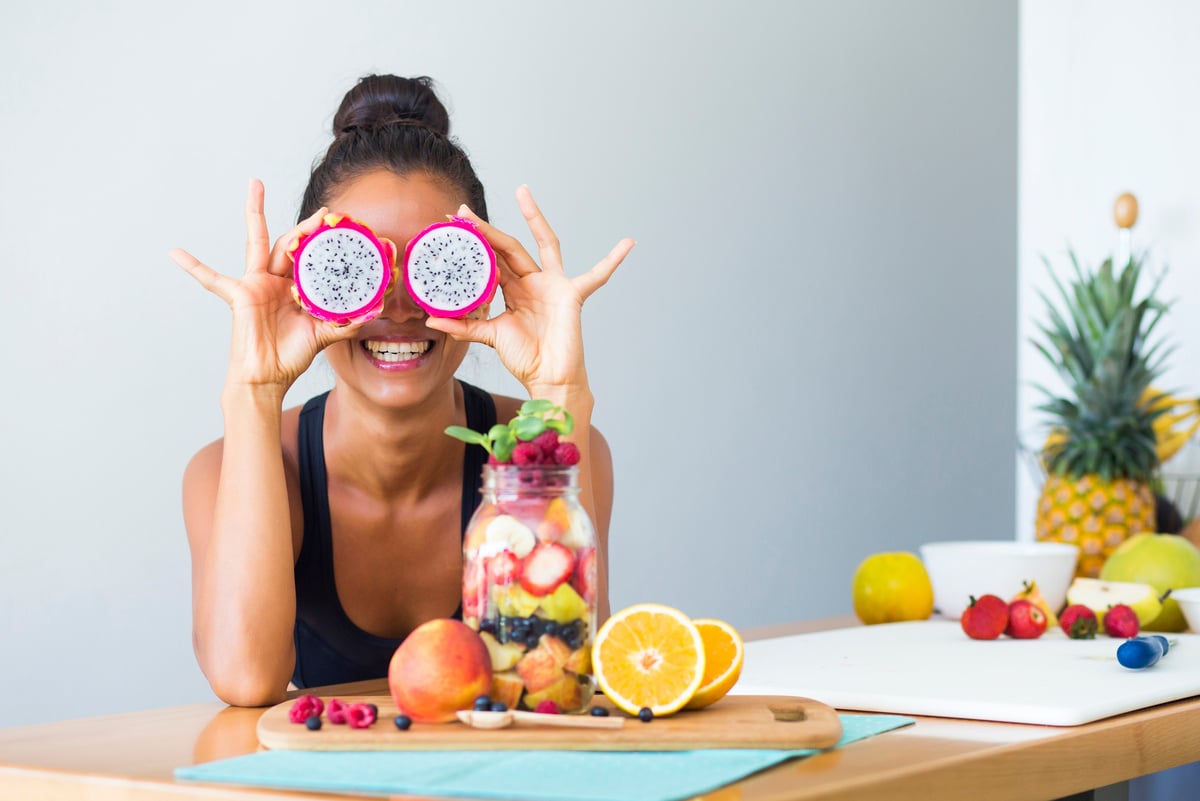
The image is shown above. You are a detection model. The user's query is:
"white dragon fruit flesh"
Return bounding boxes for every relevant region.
[402,217,497,317]
[287,213,399,326]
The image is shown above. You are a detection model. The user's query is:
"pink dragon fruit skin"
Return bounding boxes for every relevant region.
[287,213,399,326]
[402,217,498,318]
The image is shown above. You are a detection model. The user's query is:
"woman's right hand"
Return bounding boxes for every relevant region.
[170,179,360,394]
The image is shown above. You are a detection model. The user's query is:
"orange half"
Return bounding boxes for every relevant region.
[683,618,744,710]
[592,603,705,716]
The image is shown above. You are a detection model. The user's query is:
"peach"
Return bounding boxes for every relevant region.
[388,619,492,723]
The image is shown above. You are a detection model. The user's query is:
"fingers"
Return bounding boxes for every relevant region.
[574,238,635,300]
[454,204,541,279]
[424,315,495,349]
[170,248,235,303]
[244,179,269,275]
[266,205,329,278]
[514,185,563,273]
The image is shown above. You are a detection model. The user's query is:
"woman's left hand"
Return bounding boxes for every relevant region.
[424,186,634,397]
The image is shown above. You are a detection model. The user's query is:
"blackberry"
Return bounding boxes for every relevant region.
[638,708,654,723]
[305,715,322,730]
[394,715,412,731]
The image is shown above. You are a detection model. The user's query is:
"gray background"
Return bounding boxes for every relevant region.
[0,1,1016,728]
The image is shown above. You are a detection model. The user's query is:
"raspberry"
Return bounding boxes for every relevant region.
[288,694,324,724]
[512,442,544,465]
[532,430,560,458]
[533,700,561,714]
[553,442,580,466]
[346,702,377,729]
[326,698,349,724]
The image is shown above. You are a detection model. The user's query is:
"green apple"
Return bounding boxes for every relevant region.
[1065,577,1162,626]
[1100,533,1200,632]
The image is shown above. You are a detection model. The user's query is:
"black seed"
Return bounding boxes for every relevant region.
[394,714,412,730]
[305,715,322,730]
[638,708,654,723]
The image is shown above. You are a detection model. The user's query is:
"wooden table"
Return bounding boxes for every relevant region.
[2,617,1198,801]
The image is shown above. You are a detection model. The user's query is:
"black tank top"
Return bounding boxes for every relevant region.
[291,381,496,688]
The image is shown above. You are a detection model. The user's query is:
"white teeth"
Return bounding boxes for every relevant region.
[363,340,430,362]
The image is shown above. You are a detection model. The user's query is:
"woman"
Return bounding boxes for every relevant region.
[171,75,633,707]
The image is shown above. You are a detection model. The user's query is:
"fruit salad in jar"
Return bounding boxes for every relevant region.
[448,402,597,713]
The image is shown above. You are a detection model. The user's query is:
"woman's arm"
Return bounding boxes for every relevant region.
[173,180,363,705]
[182,387,297,706]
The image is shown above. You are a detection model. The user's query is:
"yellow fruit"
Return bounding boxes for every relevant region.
[592,603,705,717]
[851,551,934,625]
[1100,533,1200,631]
[683,618,744,710]
[1035,474,1155,578]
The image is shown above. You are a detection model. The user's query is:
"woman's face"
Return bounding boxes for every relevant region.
[322,169,478,408]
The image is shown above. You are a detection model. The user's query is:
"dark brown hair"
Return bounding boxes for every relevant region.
[299,75,487,222]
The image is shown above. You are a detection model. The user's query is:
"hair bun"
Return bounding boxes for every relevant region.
[333,75,450,136]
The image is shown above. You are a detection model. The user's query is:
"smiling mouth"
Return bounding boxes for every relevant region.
[362,339,432,363]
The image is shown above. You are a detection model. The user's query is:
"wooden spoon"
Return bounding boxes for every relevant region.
[456,709,625,730]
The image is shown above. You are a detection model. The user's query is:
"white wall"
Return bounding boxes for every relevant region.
[0,1,1017,728]
[1018,1,1200,540]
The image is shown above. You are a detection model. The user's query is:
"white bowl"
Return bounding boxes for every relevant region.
[1173,587,1200,633]
[918,540,1080,620]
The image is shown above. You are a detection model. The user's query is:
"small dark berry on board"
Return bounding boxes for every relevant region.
[590,706,610,717]
[394,715,413,730]
[638,708,654,723]
[305,715,322,730]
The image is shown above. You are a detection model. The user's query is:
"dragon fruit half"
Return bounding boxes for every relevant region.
[403,217,497,318]
[287,213,399,326]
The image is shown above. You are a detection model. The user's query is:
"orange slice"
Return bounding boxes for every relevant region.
[592,603,705,717]
[683,618,745,710]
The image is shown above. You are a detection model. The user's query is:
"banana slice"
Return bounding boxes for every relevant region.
[483,515,536,558]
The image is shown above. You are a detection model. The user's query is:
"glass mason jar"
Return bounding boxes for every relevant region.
[462,464,597,713]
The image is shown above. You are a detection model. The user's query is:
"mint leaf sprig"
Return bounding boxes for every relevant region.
[445,399,574,463]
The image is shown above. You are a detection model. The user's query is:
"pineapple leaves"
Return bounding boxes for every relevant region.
[1031,249,1173,482]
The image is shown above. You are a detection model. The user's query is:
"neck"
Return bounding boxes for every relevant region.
[322,381,468,501]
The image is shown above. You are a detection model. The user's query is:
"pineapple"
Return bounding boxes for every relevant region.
[1033,252,1169,578]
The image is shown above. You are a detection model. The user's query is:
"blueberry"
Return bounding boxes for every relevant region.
[394,715,412,730]
[480,619,497,634]
[589,706,610,717]
[638,707,654,723]
[490,701,508,712]
[474,694,493,711]
[365,703,379,717]
[542,620,560,636]
[526,631,542,648]
[305,715,322,730]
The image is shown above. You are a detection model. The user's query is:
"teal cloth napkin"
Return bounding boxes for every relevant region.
[176,713,913,801]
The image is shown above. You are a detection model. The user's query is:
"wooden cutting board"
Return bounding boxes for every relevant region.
[257,694,843,751]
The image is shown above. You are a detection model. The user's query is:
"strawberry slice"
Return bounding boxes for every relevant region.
[487,549,521,586]
[519,542,575,596]
[572,546,596,603]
